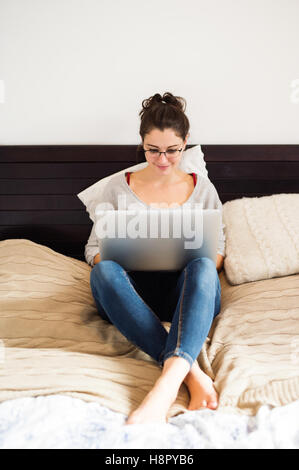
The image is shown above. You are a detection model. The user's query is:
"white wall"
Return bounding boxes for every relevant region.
[0,0,298,145]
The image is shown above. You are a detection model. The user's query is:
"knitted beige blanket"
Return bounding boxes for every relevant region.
[0,239,298,417]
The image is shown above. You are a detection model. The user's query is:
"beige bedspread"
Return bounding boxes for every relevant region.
[0,239,298,417]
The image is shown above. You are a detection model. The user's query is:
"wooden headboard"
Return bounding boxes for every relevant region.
[1,144,299,262]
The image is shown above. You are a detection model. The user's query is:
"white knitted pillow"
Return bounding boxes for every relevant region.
[223,193,299,285]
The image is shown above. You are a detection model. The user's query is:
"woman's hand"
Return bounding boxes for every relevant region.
[93,253,101,265]
[216,254,224,272]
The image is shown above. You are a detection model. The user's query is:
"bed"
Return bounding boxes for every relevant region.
[0,144,299,449]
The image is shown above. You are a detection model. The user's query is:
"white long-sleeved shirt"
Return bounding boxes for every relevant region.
[84,172,226,267]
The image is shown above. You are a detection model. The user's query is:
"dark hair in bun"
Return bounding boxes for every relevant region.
[140,92,186,111]
[136,92,190,162]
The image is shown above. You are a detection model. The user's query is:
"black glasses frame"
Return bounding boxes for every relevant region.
[143,148,183,158]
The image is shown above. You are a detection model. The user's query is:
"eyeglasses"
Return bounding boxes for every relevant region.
[143,148,183,159]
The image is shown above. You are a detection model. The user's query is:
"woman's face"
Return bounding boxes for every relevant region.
[143,128,188,174]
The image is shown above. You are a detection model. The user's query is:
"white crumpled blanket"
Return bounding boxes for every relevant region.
[0,395,298,449]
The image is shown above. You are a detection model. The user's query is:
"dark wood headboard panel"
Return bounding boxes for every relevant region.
[1,145,299,262]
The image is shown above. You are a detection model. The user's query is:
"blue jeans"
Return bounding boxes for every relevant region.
[90,257,221,370]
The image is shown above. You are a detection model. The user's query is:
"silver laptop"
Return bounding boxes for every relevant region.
[94,207,220,271]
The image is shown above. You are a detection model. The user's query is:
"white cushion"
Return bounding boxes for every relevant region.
[223,193,299,285]
[77,145,208,217]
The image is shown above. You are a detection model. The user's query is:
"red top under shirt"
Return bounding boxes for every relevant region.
[125,172,197,186]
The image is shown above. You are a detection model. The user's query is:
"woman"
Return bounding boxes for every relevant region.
[86,92,225,425]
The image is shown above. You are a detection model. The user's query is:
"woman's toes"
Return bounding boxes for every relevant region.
[188,396,218,411]
[207,400,218,409]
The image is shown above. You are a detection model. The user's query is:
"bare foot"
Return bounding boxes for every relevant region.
[126,356,190,425]
[184,361,218,410]
[125,377,177,425]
